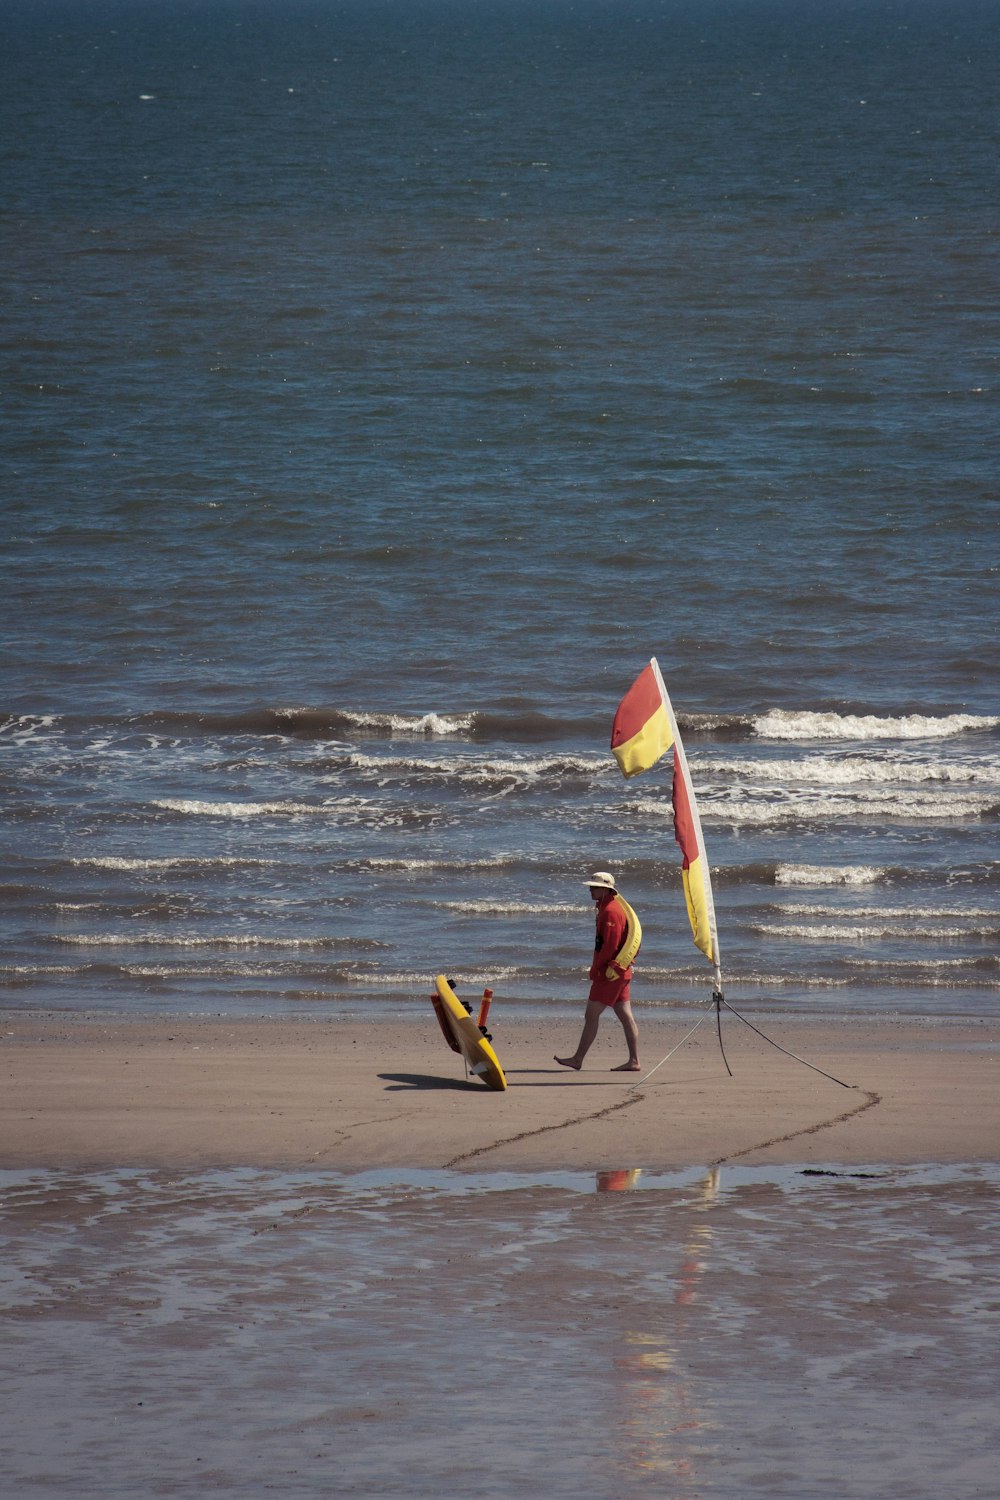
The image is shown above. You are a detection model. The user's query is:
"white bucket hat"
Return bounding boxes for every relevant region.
[584,870,617,890]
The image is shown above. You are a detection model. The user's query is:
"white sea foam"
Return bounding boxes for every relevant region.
[634,966,849,988]
[152,797,443,828]
[753,921,996,941]
[119,961,371,979]
[775,864,885,886]
[664,786,997,825]
[438,900,580,916]
[352,972,435,986]
[0,964,79,977]
[345,750,601,783]
[697,754,991,786]
[752,710,999,741]
[340,710,475,736]
[360,857,445,871]
[53,933,379,949]
[726,972,851,988]
[0,714,62,745]
[71,856,276,870]
[153,799,334,817]
[357,967,520,986]
[844,954,1000,978]
[360,855,521,872]
[782,903,1000,921]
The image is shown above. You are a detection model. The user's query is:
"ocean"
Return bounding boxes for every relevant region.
[3,0,999,1024]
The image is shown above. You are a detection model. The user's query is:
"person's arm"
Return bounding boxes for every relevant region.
[591,902,627,977]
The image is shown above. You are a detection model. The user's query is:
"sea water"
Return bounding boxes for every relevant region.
[2,0,999,1022]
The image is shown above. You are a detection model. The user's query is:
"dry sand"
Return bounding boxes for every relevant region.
[3,1009,997,1171]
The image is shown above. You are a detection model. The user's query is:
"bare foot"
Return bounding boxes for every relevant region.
[554,1055,582,1070]
[611,1061,641,1072]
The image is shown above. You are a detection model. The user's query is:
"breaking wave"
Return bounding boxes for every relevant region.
[752,921,999,941]
[696,753,996,786]
[52,933,387,950]
[70,855,277,871]
[774,864,886,886]
[153,799,334,818]
[633,787,999,826]
[7,704,997,754]
[770,862,1000,889]
[780,903,1000,920]
[751,710,999,741]
[436,900,580,916]
[356,855,528,873]
[843,955,1000,984]
[338,749,606,793]
[152,798,445,827]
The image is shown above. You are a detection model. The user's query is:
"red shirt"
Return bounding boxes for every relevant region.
[589,891,630,982]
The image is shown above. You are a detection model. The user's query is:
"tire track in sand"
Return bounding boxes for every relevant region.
[444,1085,883,1170]
[709,1088,882,1166]
[444,1090,644,1169]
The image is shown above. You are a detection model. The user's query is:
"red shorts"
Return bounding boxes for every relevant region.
[588,971,632,1008]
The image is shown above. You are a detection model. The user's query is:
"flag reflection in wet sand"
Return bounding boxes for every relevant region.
[611,1169,720,1487]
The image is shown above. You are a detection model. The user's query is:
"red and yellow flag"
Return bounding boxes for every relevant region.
[611,659,720,973]
[670,737,716,964]
[610,661,673,777]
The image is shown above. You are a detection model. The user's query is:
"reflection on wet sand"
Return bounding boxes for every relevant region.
[2,1165,999,1497]
[613,1169,720,1487]
[596,1168,642,1193]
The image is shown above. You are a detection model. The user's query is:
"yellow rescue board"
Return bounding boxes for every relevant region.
[432,975,507,1091]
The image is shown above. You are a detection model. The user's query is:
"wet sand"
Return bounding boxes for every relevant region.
[3,1161,999,1498]
[3,1010,1000,1497]
[2,1009,998,1170]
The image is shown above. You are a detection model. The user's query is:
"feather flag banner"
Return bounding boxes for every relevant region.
[611,658,721,982]
[609,661,673,777]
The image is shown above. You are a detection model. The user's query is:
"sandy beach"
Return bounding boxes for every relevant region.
[3,1009,998,1171]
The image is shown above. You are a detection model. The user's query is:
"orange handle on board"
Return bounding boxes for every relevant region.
[477,987,493,1030]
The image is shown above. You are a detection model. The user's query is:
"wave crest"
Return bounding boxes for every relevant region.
[775,864,885,886]
[752,710,999,742]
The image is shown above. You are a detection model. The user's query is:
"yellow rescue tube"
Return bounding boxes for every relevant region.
[605,895,642,980]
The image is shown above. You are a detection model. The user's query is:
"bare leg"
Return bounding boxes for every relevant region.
[554,1000,605,1070]
[610,998,640,1072]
